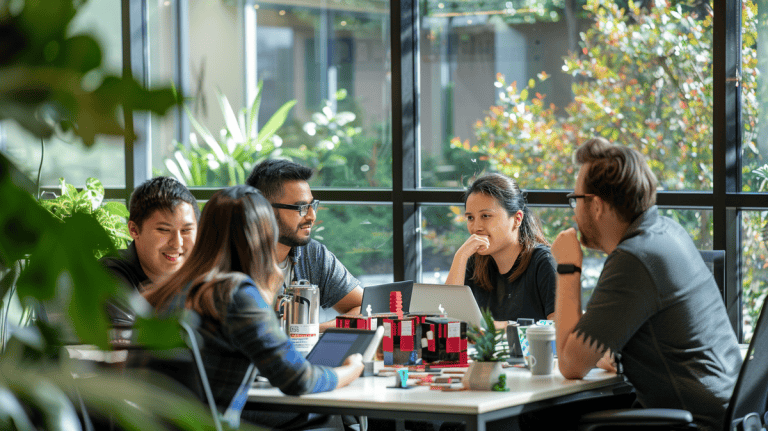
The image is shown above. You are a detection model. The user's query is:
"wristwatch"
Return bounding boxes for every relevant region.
[556,263,582,274]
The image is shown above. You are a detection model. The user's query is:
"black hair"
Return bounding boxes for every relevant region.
[128,177,200,229]
[246,159,313,201]
[145,185,281,320]
[464,173,549,291]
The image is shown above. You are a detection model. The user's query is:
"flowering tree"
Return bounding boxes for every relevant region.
[451,0,765,337]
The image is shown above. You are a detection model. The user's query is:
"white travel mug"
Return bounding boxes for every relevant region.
[525,325,556,375]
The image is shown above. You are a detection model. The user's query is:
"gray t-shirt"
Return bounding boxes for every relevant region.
[574,206,742,431]
[289,239,360,310]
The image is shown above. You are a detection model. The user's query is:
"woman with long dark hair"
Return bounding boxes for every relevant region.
[144,185,363,428]
[445,173,556,328]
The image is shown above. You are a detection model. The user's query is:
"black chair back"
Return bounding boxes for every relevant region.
[724,296,768,430]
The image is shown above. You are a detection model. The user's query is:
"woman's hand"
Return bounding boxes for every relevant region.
[456,234,491,261]
[334,353,365,388]
[445,234,491,285]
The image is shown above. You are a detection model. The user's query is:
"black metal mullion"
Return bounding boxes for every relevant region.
[713,0,743,337]
[393,0,420,282]
[121,0,135,201]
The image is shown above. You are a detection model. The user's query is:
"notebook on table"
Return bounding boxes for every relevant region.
[360,280,414,314]
[409,283,484,328]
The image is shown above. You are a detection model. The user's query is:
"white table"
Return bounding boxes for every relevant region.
[247,366,627,431]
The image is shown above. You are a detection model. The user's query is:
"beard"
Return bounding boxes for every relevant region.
[276,212,312,248]
[578,212,601,250]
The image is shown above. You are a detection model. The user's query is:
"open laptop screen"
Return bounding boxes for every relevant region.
[360,280,414,314]
[409,283,484,328]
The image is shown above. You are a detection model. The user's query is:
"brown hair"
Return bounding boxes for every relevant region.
[144,185,281,320]
[465,173,549,292]
[574,137,658,223]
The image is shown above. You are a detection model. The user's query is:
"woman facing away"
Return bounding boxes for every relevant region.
[144,185,363,429]
[445,173,556,330]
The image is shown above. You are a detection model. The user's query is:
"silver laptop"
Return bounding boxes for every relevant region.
[409,283,484,328]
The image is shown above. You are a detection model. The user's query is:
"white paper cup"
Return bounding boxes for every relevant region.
[526,325,556,375]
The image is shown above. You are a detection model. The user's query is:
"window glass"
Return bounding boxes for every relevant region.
[742,210,768,343]
[315,203,393,286]
[1,0,124,187]
[422,205,712,306]
[151,1,248,186]
[742,1,764,191]
[420,1,714,191]
[156,1,392,189]
[148,0,180,180]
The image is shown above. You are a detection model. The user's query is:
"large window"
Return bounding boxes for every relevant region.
[420,1,714,191]
[85,0,764,341]
[0,1,124,188]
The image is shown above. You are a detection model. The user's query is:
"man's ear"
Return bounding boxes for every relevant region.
[592,195,607,221]
[128,221,140,239]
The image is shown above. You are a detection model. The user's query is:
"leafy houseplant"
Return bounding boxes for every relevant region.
[38,177,131,259]
[463,309,509,391]
[164,84,296,187]
[0,0,263,428]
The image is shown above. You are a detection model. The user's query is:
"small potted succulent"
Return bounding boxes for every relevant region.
[463,309,510,391]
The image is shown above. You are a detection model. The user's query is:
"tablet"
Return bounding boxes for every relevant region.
[305,327,383,367]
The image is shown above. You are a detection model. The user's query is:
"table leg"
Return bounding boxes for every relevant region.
[465,416,485,431]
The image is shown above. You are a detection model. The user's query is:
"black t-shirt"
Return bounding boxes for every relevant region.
[100,241,148,325]
[464,244,556,322]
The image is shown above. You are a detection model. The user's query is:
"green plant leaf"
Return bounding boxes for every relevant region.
[185,106,226,162]
[103,202,129,218]
[256,100,297,147]
[217,90,244,143]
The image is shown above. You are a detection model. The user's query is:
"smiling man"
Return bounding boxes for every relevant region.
[246,159,363,331]
[101,176,199,325]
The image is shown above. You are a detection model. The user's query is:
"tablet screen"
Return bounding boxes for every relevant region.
[305,329,377,367]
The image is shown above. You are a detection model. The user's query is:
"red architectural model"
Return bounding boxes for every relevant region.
[420,317,468,367]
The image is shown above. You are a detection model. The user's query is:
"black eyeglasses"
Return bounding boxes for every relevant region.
[271,199,320,217]
[566,193,595,209]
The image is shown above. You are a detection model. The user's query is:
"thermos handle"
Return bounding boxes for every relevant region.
[277,294,291,319]
[295,296,311,321]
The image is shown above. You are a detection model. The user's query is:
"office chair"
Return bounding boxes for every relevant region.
[578,293,768,431]
[699,250,726,302]
[180,311,259,431]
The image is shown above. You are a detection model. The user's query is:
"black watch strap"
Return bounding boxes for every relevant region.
[557,263,582,274]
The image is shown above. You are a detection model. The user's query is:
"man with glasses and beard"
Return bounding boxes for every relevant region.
[247,159,363,331]
[550,137,741,431]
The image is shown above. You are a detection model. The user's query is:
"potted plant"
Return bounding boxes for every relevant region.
[463,309,509,391]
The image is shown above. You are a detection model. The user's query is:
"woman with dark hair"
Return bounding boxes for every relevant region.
[144,185,363,429]
[445,173,556,329]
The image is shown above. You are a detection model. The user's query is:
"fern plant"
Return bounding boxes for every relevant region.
[38,177,131,259]
[467,309,509,362]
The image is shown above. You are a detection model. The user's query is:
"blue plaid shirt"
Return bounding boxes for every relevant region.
[176,276,338,409]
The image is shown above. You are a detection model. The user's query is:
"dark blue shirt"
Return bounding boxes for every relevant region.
[174,276,338,410]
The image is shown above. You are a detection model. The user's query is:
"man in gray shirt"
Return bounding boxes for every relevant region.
[551,137,742,431]
[246,159,363,331]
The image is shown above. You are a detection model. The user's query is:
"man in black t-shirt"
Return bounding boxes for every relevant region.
[551,138,741,431]
[101,177,199,325]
